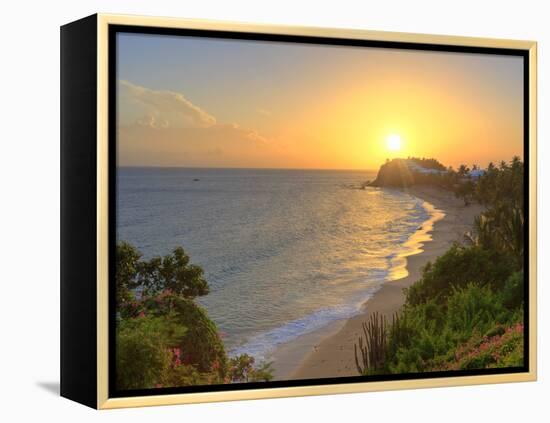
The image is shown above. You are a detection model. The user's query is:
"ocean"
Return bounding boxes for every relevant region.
[116,167,436,362]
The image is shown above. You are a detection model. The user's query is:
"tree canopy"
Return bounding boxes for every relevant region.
[116,242,209,307]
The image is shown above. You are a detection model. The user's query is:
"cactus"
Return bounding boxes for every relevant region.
[354,311,388,375]
[388,312,407,347]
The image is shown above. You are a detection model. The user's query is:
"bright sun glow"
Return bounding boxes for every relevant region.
[386,134,402,151]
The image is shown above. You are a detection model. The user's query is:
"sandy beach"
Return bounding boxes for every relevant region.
[271,185,484,380]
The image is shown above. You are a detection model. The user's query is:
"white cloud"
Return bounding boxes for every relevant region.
[119,80,217,128]
[117,81,278,167]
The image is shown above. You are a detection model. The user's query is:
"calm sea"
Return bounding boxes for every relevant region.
[116,168,432,361]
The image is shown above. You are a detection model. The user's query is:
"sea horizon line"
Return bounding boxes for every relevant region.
[117,165,380,172]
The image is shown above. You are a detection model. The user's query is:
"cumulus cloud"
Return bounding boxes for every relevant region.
[117,80,278,167]
[119,80,217,128]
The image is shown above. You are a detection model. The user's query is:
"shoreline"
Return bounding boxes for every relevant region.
[271,185,484,380]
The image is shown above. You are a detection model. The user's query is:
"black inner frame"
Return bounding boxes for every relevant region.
[108,24,530,399]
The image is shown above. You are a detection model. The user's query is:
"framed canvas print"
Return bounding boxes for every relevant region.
[60,14,537,409]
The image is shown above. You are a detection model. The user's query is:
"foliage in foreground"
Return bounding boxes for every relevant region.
[435,322,524,371]
[228,354,274,383]
[355,277,524,375]
[405,245,515,307]
[355,158,525,375]
[116,242,273,390]
[354,312,387,375]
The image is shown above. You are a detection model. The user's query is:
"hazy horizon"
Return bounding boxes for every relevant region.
[118,165,378,171]
[117,33,524,170]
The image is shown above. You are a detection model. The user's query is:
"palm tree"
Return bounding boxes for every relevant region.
[457,164,470,177]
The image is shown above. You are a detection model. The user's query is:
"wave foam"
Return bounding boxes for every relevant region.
[229,194,445,362]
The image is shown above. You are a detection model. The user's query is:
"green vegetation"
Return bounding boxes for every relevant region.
[116,242,209,309]
[354,312,388,375]
[368,155,523,209]
[470,157,525,266]
[405,245,515,306]
[116,242,273,390]
[228,354,275,383]
[356,157,525,375]
[409,157,447,171]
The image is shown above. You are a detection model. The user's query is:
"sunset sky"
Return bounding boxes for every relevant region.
[117,33,524,170]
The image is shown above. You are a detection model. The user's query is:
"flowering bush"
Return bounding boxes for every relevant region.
[449,322,524,370]
[145,290,228,377]
[116,291,228,389]
[116,313,186,390]
[362,282,524,375]
[116,241,273,390]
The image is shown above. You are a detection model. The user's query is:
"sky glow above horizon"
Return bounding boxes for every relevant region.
[117,33,524,170]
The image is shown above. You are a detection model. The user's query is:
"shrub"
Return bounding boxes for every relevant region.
[116,242,226,389]
[500,271,524,310]
[115,241,275,389]
[229,354,274,382]
[405,245,515,306]
[447,322,524,370]
[139,291,228,377]
[446,283,504,342]
[360,157,526,375]
[116,241,142,307]
[380,283,521,374]
[116,313,186,390]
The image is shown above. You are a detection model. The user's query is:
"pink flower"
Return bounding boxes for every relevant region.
[170,347,183,367]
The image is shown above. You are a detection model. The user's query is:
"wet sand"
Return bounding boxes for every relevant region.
[271,186,483,380]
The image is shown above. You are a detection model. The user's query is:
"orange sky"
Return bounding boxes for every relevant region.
[117,34,524,170]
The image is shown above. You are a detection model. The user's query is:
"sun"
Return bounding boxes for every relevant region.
[386,134,402,152]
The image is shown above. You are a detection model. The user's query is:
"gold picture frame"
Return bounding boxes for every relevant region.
[60,13,537,409]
